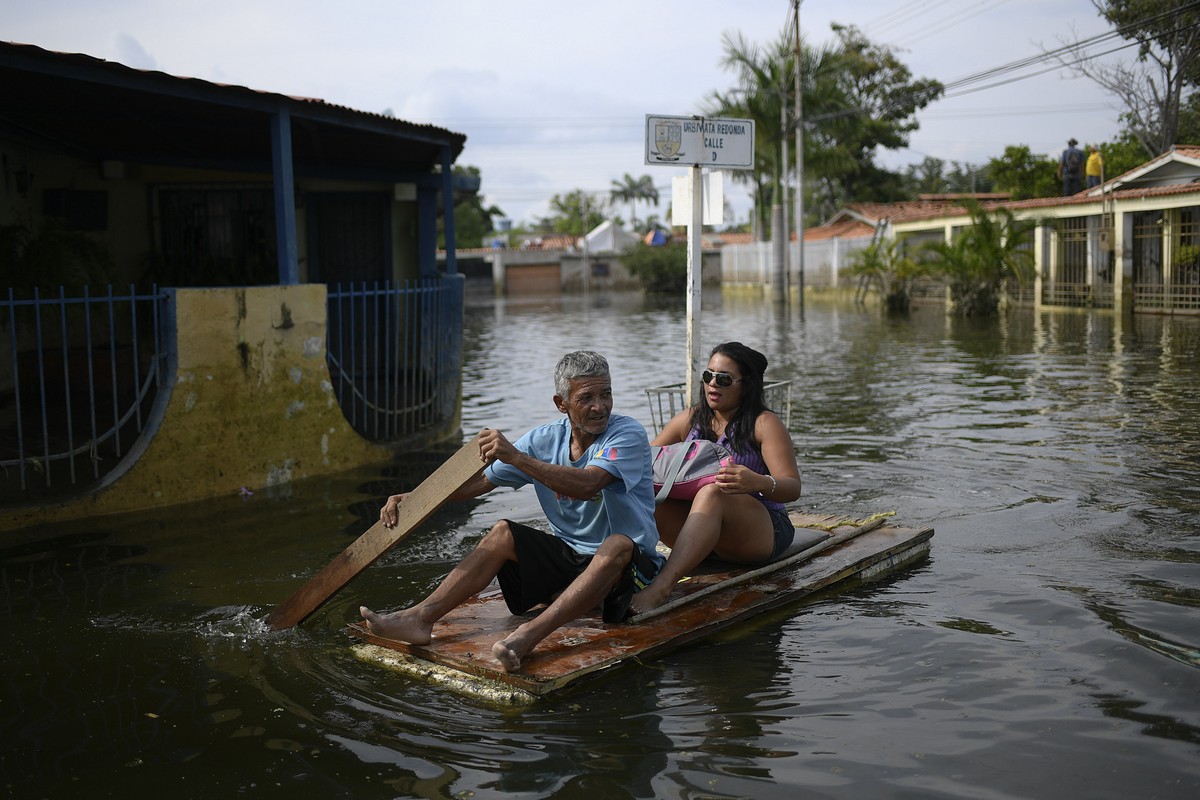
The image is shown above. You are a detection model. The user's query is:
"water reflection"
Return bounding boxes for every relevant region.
[4,294,1200,797]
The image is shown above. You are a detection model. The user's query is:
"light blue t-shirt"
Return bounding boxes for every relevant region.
[484,413,663,568]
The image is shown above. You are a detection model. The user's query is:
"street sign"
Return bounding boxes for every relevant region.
[671,171,723,226]
[645,115,755,169]
[644,114,753,399]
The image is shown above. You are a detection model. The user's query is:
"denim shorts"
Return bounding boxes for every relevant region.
[766,506,796,562]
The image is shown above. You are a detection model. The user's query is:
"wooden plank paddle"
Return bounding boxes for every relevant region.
[265,431,487,630]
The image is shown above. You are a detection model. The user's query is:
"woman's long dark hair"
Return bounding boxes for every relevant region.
[689,341,770,456]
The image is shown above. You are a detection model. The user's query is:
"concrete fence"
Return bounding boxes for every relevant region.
[720,236,872,289]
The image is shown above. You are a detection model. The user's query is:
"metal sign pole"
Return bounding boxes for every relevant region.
[644,113,755,400]
[686,164,703,402]
[794,0,806,310]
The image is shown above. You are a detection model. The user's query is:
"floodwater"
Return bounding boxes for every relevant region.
[3,291,1199,799]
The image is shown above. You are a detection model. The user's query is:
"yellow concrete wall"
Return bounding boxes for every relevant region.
[4,284,398,529]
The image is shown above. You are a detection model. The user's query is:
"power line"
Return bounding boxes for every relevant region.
[920,102,1114,119]
[859,0,960,40]
[804,6,1200,125]
[942,38,1147,99]
[439,5,1198,141]
[939,0,1200,93]
[456,1,1200,217]
[887,0,1012,47]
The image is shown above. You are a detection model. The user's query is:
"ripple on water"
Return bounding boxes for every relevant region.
[9,299,1200,798]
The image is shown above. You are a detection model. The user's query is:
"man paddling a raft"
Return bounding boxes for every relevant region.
[359,350,664,673]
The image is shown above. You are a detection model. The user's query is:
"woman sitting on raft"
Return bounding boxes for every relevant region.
[630,341,801,615]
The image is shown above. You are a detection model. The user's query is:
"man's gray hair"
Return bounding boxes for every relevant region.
[554,350,610,397]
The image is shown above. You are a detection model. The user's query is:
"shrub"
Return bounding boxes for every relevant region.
[0,221,113,291]
[848,237,924,313]
[621,241,687,293]
[922,201,1036,316]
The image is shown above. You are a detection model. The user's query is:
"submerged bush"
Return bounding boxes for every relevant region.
[621,241,687,293]
[922,201,1036,316]
[848,237,925,313]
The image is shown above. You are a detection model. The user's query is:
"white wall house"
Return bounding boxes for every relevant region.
[721,146,1200,316]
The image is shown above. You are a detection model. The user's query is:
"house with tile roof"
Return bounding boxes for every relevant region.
[444,219,727,295]
[0,41,473,521]
[723,147,1200,316]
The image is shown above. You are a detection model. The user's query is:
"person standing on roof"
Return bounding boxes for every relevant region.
[1058,137,1084,196]
[1086,145,1104,188]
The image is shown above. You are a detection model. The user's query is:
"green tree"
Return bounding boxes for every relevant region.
[533,190,606,236]
[902,156,951,195]
[705,30,799,239]
[1055,0,1200,157]
[808,24,943,209]
[437,165,504,249]
[922,201,1037,316]
[1096,132,1151,180]
[900,158,993,198]
[609,174,659,231]
[706,24,942,233]
[834,161,907,204]
[986,145,1059,199]
[1177,89,1200,143]
[945,162,993,194]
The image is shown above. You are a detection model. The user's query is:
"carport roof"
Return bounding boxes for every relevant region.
[0,41,466,180]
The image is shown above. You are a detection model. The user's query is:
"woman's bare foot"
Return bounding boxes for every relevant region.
[359,606,433,645]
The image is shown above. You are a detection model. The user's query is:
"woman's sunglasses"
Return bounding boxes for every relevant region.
[701,370,743,388]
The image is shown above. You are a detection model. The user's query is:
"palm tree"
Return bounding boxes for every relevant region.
[923,201,1037,316]
[706,26,941,236]
[609,174,659,231]
[704,30,797,240]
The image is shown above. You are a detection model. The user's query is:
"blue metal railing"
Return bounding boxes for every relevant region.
[325,276,463,442]
[1,285,173,502]
[0,278,462,507]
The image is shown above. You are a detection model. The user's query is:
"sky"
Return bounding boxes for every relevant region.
[7,0,1133,228]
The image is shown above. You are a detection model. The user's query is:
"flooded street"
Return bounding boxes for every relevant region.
[3,291,1199,799]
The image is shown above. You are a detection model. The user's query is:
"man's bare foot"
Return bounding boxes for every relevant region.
[491,639,522,673]
[359,605,433,645]
[628,583,673,617]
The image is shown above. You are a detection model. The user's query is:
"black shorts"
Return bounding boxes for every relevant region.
[496,520,660,623]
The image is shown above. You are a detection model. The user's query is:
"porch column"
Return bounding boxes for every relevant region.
[1163,209,1176,312]
[1086,215,1098,289]
[441,146,457,275]
[944,223,954,307]
[271,107,300,285]
[1033,224,1046,310]
[417,184,438,278]
[1113,210,1132,315]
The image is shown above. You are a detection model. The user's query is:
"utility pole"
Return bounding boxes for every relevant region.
[794,0,805,308]
[771,100,787,304]
[582,193,590,298]
[779,99,790,301]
